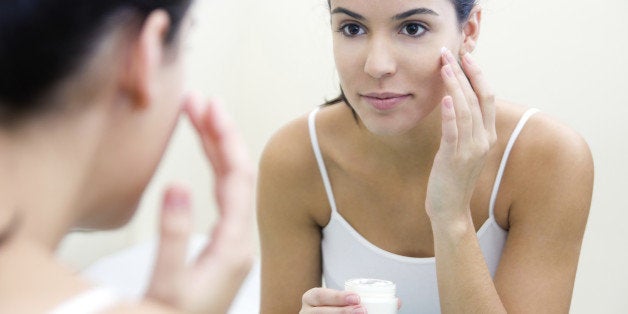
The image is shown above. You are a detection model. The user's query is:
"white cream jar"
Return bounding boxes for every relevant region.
[345,278,397,314]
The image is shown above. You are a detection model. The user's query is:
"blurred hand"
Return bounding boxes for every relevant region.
[145,94,256,313]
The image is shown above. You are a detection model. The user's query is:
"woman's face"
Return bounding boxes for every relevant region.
[330,0,466,136]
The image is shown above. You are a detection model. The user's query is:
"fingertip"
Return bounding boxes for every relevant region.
[441,96,456,126]
[442,95,454,112]
[165,181,192,192]
[183,92,204,129]
[346,294,361,305]
[160,184,193,240]
[440,46,448,61]
[183,92,202,112]
[163,183,192,211]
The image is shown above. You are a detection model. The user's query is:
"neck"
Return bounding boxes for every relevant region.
[0,107,107,250]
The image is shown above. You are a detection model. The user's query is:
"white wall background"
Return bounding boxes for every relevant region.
[57,0,628,312]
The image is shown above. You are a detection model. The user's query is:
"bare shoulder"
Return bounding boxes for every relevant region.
[257,107,341,311]
[259,110,315,178]
[259,104,348,176]
[257,106,331,226]
[258,109,319,198]
[492,101,593,312]
[497,100,593,225]
[505,101,593,179]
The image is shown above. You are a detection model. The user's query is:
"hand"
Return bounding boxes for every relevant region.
[145,94,256,313]
[300,288,366,314]
[425,48,496,227]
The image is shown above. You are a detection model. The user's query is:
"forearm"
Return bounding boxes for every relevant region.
[432,215,507,314]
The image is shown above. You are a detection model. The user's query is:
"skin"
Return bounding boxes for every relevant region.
[258,0,593,313]
[0,8,255,314]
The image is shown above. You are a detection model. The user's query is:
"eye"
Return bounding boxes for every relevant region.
[400,22,427,37]
[339,23,366,37]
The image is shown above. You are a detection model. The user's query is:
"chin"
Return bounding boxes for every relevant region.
[356,106,425,137]
[364,121,417,137]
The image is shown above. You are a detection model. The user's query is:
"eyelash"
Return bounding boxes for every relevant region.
[399,22,428,37]
[336,22,429,38]
[336,23,366,37]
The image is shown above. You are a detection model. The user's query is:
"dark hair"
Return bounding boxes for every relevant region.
[0,0,193,126]
[451,0,478,23]
[323,0,477,109]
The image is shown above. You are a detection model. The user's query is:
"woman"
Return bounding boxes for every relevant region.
[257,0,593,313]
[0,0,254,313]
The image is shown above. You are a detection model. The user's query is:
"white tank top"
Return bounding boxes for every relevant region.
[49,287,120,314]
[308,107,539,314]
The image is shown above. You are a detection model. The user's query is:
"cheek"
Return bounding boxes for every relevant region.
[401,47,446,95]
[407,45,442,77]
[333,40,363,89]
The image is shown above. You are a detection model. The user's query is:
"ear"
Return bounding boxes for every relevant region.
[460,5,482,56]
[122,10,171,109]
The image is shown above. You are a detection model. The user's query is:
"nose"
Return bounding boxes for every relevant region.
[364,38,397,79]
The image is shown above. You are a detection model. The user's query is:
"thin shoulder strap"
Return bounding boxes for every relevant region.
[308,107,338,213]
[489,108,540,218]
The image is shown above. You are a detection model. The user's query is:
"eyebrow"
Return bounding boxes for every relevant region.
[393,8,439,20]
[331,7,439,21]
[331,7,365,20]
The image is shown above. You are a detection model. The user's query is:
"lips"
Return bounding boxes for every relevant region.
[361,92,411,111]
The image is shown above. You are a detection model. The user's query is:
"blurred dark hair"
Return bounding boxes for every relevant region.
[0,0,193,125]
[323,0,477,110]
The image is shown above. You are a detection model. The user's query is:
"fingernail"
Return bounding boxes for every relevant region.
[164,186,191,210]
[443,96,454,110]
[443,64,454,78]
[346,294,360,305]
[440,46,448,55]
